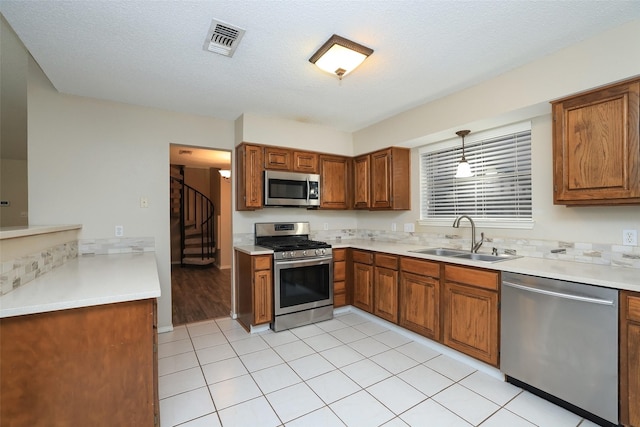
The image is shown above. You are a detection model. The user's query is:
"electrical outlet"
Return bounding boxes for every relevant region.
[115,225,124,237]
[623,229,637,246]
[323,223,328,231]
[404,223,415,232]
[391,223,397,232]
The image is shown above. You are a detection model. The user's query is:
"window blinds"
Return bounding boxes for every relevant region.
[420,127,532,222]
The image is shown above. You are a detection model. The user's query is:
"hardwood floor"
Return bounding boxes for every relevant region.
[171,265,231,326]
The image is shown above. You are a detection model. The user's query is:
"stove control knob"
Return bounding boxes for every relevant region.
[289,251,295,258]
[315,249,325,256]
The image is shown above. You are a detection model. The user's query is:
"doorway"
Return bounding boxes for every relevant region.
[169,144,232,325]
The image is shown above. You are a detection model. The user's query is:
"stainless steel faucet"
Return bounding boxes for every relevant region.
[452,215,484,253]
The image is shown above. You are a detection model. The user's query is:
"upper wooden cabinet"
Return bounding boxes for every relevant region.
[552,77,640,205]
[353,147,411,210]
[236,143,263,210]
[319,154,350,209]
[293,151,319,173]
[353,155,370,209]
[264,146,292,170]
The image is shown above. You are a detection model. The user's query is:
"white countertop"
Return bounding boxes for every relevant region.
[0,252,161,318]
[235,239,640,292]
[0,224,82,240]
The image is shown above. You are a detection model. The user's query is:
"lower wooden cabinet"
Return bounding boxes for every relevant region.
[399,257,440,340]
[442,264,500,367]
[621,290,640,427]
[236,250,273,329]
[373,253,399,323]
[0,299,159,426]
[352,250,374,313]
[333,248,347,307]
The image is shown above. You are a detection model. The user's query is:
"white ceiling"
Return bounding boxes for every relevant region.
[2,0,640,136]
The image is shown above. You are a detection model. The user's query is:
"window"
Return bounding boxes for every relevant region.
[419,121,532,228]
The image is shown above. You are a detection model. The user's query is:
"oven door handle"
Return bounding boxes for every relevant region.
[276,256,332,268]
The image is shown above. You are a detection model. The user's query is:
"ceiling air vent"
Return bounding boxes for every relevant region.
[203,19,245,57]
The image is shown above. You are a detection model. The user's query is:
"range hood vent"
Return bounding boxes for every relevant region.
[203,19,245,57]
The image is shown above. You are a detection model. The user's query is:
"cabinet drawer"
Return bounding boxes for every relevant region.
[352,250,373,265]
[444,264,498,291]
[400,257,440,278]
[626,292,640,323]
[375,253,398,270]
[333,248,346,262]
[334,261,346,281]
[253,256,272,271]
[334,292,347,307]
[334,281,346,294]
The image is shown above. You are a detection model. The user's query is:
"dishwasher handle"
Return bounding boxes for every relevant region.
[502,281,616,306]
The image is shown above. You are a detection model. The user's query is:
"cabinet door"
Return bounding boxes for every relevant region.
[320,155,350,209]
[236,144,263,210]
[443,281,499,366]
[293,151,319,173]
[552,79,640,205]
[621,291,640,427]
[353,155,370,209]
[253,269,273,325]
[264,146,292,170]
[353,262,374,313]
[370,149,393,209]
[400,271,439,340]
[374,266,399,323]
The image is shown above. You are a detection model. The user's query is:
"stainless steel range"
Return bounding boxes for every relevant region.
[255,222,333,332]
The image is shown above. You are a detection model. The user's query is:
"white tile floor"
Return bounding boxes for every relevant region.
[158,310,601,427]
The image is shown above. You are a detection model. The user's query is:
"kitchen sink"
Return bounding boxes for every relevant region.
[408,248,469,256]
[452,253,521,263]
[409,247,521,263]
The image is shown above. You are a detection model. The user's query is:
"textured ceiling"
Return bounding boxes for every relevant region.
[2,1,640,133]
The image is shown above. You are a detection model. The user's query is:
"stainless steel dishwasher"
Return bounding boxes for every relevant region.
[501,272,619,426]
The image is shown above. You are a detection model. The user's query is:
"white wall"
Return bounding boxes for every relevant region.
[27,58,235,330]
[353,18,640,247]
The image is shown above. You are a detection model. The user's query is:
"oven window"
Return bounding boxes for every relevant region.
[279,263,330,308]
[268,179,307,200]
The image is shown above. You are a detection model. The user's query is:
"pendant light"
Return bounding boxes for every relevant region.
[455,130,473,178]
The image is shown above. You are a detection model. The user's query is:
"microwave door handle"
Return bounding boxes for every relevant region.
[306,177,310,204]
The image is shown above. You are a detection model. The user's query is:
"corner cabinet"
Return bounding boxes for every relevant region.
[319,154,350,209]
[442,264,500,367]
[235,250,273,329]
[353,147,411,210]
[0,299,159,426]
[236,143,263,210]
[621,291,640,427]
[552,77,640,205]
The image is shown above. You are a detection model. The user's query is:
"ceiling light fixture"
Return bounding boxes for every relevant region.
[455,130,473,178]
[309,34,373,80]
[219,169,231,180]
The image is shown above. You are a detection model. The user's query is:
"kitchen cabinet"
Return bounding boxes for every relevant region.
[621,290,640,427]
[0,299,158,426]
[236,143,263,210]
[293,151,319,173]
[333,248,347,307]
[399,257,440,340]
[236,251,273,329]
[352,249,374,313]
[442,264,500,367]
[264,146,292,170]
[552,77,640,205]
[353,154,370,209]
[373,253,399,323]
[370,147,411,210]
[319,154,350,209]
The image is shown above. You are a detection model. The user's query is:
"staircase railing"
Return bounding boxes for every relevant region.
[171,175,215,267]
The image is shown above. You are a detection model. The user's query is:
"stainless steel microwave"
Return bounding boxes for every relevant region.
[264,170,320,207]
